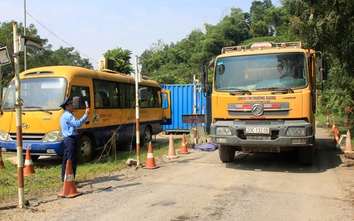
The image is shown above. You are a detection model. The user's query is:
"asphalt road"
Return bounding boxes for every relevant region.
[1,128,354,221]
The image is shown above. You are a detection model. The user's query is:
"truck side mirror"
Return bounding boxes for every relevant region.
[201,65,208,92]
[317,59,327,81]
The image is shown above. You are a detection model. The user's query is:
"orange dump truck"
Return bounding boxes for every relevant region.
[201,42,327,165]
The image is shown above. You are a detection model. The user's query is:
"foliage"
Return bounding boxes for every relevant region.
[0,21,93,90]
[140,7,251,84]
[2,0,354,127]
[103,47,134,74]
[0,1,292,86]
[249,1,272,37]
[0,21,40,88]
[282,0,354,129]
[139,1,294,84]
[241,36,289,46]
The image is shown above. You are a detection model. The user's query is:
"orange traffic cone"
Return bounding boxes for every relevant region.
[58,159,82,198]
[344,130,353,153]
[144,142,158,169]
[0,150,4,170]
[333,126,340,147]
[178,135,189,154]
[24,149,35,176]
[332,121,336,132]
[168,134,178,159]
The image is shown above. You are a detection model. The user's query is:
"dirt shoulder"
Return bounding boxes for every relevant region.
[1,126,354,220]
[316,125,354,195]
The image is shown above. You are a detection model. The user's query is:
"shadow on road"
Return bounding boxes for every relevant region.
[31,137,171,167]
[223,137,343,174]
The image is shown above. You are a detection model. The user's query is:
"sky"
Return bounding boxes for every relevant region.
[2,0,280,69]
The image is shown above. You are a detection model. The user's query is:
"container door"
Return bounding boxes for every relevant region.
[161,90,172,125]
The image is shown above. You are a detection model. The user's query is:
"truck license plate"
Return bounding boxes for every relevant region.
[246,127,269,134]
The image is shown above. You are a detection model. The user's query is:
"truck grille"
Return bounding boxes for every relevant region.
[237,129,279,141]
[235,120,284,125]
[246,135,271,140]
[228,103,290,117]
[9,133,45,142]
[242,146,280,153]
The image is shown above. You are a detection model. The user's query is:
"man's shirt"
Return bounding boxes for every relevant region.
[60,110,88,138]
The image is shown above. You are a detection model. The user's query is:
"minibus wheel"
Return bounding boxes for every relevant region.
[141,126,152,147]
[77,135,93,163]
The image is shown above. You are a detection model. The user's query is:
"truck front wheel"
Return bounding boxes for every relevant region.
[219,145,235,162]
[299,135,315,166]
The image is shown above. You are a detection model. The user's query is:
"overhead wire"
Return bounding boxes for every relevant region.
[25,11,97,65]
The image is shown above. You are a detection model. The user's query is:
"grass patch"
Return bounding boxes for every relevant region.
[315,114,353,149]
[315,113,346,134]
[0,138,180,204]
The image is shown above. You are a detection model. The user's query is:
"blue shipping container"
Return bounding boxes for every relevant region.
[162,84,210,133]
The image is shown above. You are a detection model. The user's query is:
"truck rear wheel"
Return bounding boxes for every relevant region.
[219,145,235,162]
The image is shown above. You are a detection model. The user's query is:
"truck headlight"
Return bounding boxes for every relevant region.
[216,127,231,135]
[0,130,11,141]
[286,127,306,136]
[42,130,63,142]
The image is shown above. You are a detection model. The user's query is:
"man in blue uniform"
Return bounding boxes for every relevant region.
[60,97,90,182]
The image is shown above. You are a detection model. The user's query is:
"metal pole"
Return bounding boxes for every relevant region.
[193,75,197,143]
[13,22,25,208]
[193,75,196,115]
[24,0,27,70]
[135,55,140,168]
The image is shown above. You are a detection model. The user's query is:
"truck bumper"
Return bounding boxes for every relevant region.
[0,141,64,156]
[210,119,314,149]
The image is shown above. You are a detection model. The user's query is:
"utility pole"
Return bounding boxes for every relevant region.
[13,21,25,208]
[24,0,27,70]
[135,55,140,168]
[11,21,44,208]
[193,75,197,144]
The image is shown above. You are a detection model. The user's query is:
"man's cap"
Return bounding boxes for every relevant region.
[59,97,72,109]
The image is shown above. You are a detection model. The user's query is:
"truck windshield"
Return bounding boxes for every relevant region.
[214,53,307,91]
[2,78,67,111]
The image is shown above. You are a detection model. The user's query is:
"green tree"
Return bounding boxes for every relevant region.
[0,21,93,89]
[249,0,274,37]
[207,7,250,46]
[103,47,134,74]
[140,39,170,74]
[281,0,354,128]
[31,46,92,68]
[264,6,290,36]
[140,7,250,84]
[0,21,44,87]
[249,20,269,37]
